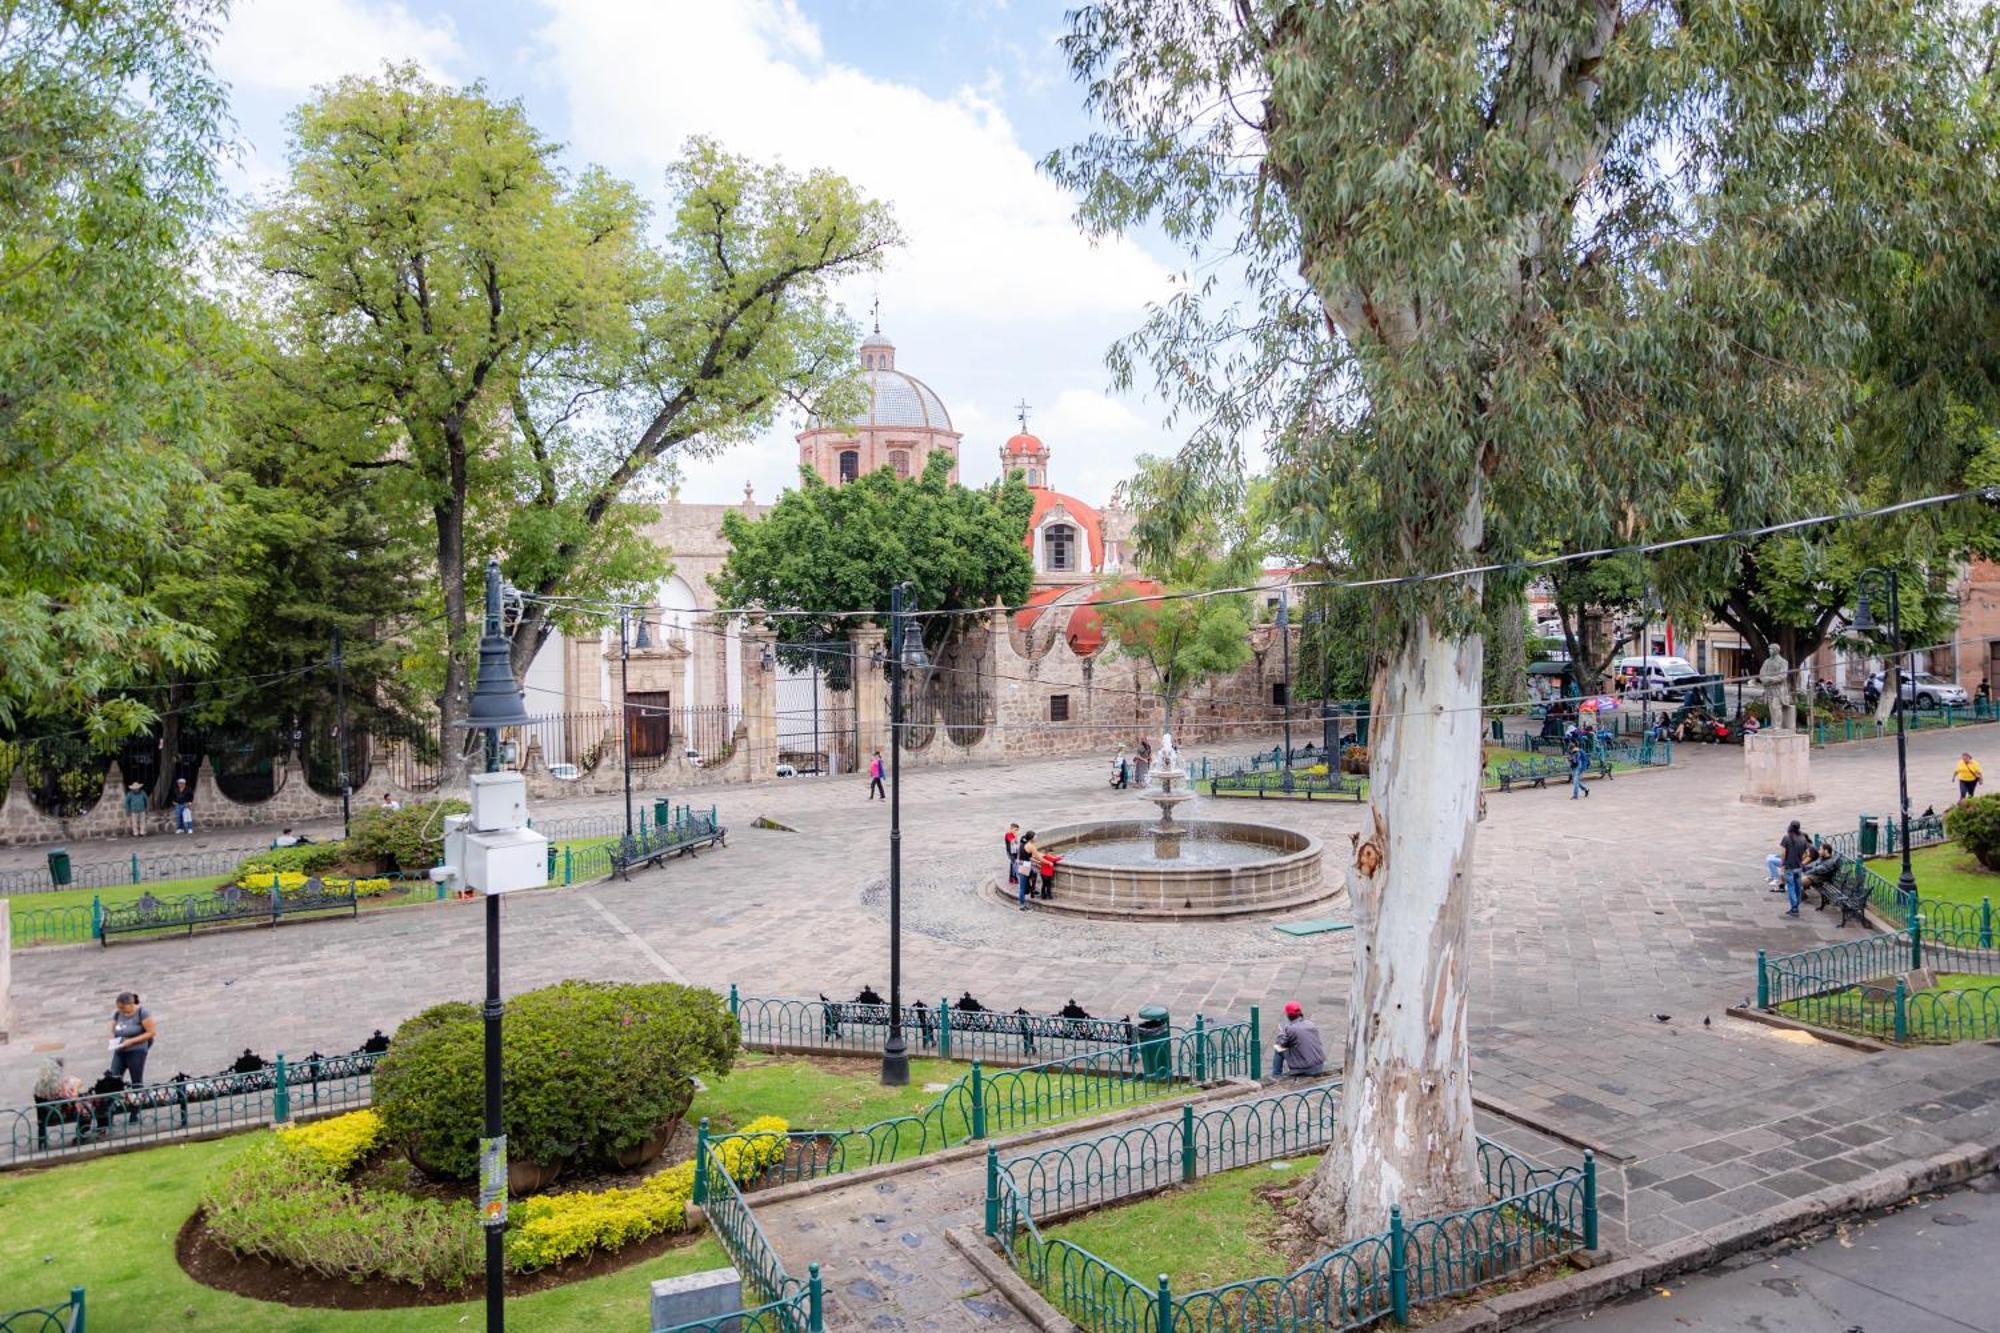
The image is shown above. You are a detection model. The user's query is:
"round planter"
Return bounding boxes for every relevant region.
[509,1157,562,1195]
[612,1117,683,1171]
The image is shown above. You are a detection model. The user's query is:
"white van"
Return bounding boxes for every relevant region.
[1615,655,1702,700]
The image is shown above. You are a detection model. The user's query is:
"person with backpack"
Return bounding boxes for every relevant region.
[1567,742,1590,799]
[867,749,886,801]
[1955,752,1983,802]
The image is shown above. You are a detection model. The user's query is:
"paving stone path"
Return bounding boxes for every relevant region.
[7,726,2000,1327]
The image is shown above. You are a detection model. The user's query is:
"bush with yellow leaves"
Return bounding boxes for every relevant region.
[506,1115,789,1271]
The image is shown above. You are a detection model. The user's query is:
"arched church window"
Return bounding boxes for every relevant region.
[1045,523,1076,573]
[839,450,859,483]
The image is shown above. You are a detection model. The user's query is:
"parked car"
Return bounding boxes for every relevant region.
[546,763,580,781]
[1615,655,1707,701]
[1863,670,1969,710]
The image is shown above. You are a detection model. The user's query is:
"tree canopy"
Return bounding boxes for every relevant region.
[0,0,231,740]
[711,453,1036,681]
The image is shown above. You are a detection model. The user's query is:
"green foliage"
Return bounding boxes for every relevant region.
[345,799,469,873]
[201,1130,482,1289]
[232,842,348,875]
[712,452,1035,679]
[374,981,740,1183]
[1944,797,2000,874]
[0,0,230,737]
[1297,587,1376,702]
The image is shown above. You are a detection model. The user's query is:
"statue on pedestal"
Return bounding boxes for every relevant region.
[1759,644,1796,733]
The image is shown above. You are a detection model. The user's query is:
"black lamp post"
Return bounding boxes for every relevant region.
[619,609,634,844]
[882,581,929,1087]
[455,558,538,1333]
[1852,569,1918,906]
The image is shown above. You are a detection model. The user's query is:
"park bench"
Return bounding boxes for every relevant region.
[1208,770,1363,801]
[97,878,358,945]
[1807,858,1874,928]
[608,806,728,880]
[27,1043,386,1153]
[815,989,1136,1059]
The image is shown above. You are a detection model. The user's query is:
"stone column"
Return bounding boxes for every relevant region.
[851,620,888,770]
[740,611,779,778]
[1741,732,1814,807]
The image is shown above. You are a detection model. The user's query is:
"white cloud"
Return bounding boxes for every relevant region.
[215,0,463,96]
[532,1,1167,323]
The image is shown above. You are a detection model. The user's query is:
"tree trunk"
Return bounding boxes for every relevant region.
[1305,481,1486,1240]
[435,496,468,751]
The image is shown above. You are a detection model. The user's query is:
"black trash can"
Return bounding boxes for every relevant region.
[1858,815,1880,857]
[546,841,558,882]
[653,797,672,833]
[46,847,71,888]
[1135,1005,1172,1081]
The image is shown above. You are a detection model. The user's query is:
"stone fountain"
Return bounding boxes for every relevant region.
[1004,731,1336,920]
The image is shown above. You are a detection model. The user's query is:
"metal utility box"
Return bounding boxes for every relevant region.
[469,771,527,832]
[463,827,549,896]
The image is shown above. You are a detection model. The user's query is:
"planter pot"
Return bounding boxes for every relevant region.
[509,1157,562,1195]
[612,1117,684,1171]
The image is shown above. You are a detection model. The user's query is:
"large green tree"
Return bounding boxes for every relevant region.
[246,67,897,741]
[711,453,1035,680]
[1054,0,1978,1238]
[0,0,230,740]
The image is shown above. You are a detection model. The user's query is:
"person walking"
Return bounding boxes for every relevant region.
[867,749,886,801]
[123,782,147,837]
[1112,751,1129,790]
[1955,752,1983,803]
[1270,1001,1326,1079]
[1133,739,1152,789]
[1778,819,1811,917]
[170,777,194,834]
[1567,742,1590,799]
[108,992,157,1088]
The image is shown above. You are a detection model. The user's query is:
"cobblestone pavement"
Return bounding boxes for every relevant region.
[8,726,2000,1328]
[1530,1170,2000,1331]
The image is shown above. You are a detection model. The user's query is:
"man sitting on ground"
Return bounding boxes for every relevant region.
[1270,1001,1326,1079]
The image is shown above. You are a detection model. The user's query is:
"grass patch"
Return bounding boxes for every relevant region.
[1776,970,2000,1043]
[1043,1155,1320,1292]
[1888,843,2000,913]
[0,1135,728,1331]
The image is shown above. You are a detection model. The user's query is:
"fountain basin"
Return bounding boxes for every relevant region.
[1012,819,1331,920]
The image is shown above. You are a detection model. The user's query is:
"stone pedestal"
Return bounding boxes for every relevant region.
[650,1265,742,1330]
[1741,731,1814,807]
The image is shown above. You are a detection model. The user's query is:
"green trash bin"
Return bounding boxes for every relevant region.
[1490,718,1504,743]
[654,797,672,833]
[46,847,71,888]
[1858,815,1880,857]
[546,842,558,883]
[1135,1005,1172,1081]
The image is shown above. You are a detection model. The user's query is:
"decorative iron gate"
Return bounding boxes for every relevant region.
[776,639,857,775]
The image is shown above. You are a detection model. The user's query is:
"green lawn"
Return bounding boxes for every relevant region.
[1777,971,2000,1043]
[1043,1156,1320,1292]
[694,1053,981,1134]
[1893,843,2000,912]
[0,1135,729,1331]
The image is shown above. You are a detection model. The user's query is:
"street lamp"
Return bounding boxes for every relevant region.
[882,581,930,1087]
[1851,569,1918,906]
[619,610,634,844]
[452,558,543,1333]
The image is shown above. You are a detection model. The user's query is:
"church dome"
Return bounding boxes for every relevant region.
[807,332,953,433]
[1004,431,1044,456]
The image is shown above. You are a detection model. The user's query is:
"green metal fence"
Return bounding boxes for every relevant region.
[0,1288,83,1333]
[3,1050,381,1168]
[989,1081,1592,1332]
[712,1017,1255,1188]
[667,1136,822,1333]
[1812,701,1998,748]
[1758,916,2000,1043]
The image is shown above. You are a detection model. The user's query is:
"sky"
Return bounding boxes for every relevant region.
[212,0,1191,509]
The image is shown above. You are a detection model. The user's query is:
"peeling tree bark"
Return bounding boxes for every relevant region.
[1304,495,1486,1240]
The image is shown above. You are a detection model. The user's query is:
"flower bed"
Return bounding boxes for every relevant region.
[197,1109,788,1293]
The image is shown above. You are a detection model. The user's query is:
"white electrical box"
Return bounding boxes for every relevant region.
[469,771,528,831]
[463,827,549,896]
[439,814,469,895]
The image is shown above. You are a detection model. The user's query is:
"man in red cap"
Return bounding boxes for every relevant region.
[1271,1000,1325,1079]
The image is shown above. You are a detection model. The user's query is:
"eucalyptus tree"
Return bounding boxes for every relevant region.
[1053,0,1974,1238]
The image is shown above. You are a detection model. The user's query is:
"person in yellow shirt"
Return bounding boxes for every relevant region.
[1954,752,1983,801]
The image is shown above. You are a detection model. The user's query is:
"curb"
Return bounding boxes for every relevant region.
[744,1078,1258,1209]
[946,1228,1073,1333]
[1423,1139,2000,1331]
[1724,1004,1891,1053]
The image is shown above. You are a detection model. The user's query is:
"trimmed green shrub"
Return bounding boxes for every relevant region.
[202,1128,482,1288]
[374,981,739,1184]
[1944,795,2000,871]
[234,841,349,875]
[346,798,469,872]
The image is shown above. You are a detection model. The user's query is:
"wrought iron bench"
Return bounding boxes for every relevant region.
[1495,757,1561,791]
[816,989,1137,1059]
[1808,858,1873,928]
[97,879,359,945]
[1207,770,1363,801]
[608,807,728,880]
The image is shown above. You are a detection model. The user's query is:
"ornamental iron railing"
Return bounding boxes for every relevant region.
[662,1139,823,1333]
[3,1044,385,1168]
[989,1081,1592,1333]
[0,1288,84,1333]
[1758,915,2000,1043]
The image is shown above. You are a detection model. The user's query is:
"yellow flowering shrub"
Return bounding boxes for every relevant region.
[233,867,396,898]
[506,1115,789,1272]
[277,1109,386,1172]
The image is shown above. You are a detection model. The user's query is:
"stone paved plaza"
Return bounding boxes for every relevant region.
[7,726,2000,1327]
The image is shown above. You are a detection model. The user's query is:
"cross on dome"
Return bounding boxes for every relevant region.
[1015,398,1032,433]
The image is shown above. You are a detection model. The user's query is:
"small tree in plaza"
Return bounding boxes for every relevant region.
[1052,0,1986,1240]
